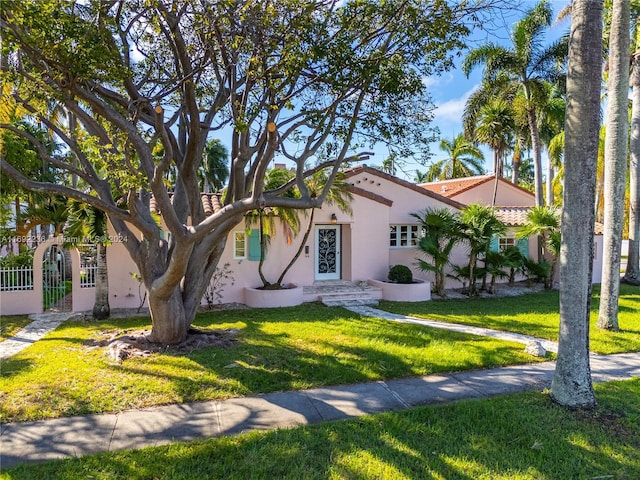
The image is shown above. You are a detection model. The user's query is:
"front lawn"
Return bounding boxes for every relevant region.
[0,304,542,423]
[3,378,639,479]
[380,284,640,354]
[0,315,32,342]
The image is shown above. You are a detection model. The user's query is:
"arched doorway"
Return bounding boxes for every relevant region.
[42,244,72,312]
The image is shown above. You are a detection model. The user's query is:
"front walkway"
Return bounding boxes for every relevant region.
[0,312,72,361]
[346,305,559,353]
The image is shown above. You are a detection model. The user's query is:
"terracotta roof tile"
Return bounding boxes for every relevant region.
[496,206,604,236]
[496,206,532,226]
[150,193,223,216]
[419,175,494,197]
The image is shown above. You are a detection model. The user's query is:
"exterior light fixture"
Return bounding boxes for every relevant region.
[330,213,338,224]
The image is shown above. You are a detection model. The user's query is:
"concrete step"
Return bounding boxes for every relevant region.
[319,290,380,307]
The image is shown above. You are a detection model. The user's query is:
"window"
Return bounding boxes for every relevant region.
[498,237,516,251]
[492,236,529,258]
[389,224,421,248]
[233,231,247,259]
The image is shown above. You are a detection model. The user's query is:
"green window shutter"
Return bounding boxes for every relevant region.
[490,236,500,252]
[518,237,529,258]
[248,229,263,261]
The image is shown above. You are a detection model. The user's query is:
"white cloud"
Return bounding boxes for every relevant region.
[433,86,478,123]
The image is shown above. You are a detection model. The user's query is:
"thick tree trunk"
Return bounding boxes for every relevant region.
[550,0,601,410]
[148,287,188,345]
[597,0,630,330]
[623,52,640,285]
[92,243,110,320]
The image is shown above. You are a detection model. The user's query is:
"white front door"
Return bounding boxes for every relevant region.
[315,225,341,280]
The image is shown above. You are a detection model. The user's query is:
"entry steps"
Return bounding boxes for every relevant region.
[303,280,381,307]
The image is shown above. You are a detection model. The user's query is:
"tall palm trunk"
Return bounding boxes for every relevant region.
[598,0,631,331]
[623,52,640,285]
[550,0,602,409]
[276,209,315,286]
[92,243,110,320]
[526,106,544,207]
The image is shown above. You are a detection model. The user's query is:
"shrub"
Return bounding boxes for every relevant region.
[388,264,413,284]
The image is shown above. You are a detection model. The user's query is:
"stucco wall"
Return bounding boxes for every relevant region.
[453,180,535,207]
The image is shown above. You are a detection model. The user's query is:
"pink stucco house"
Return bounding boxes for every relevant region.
[0,168,604,315]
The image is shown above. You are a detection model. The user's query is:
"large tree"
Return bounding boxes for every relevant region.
[597,0,631,331]
[550,0,602,409]
[0,0,487,344]
[462,0,568,207]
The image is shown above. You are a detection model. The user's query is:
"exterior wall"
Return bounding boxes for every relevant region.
[452,181,535,207]
[592,235,603,283]
[346,169,461,283]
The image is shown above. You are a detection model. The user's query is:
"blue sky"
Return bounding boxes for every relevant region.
[373,0,572,181]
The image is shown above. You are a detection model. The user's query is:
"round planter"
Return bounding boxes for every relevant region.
[244,284,304,308]
[368,278,431,302]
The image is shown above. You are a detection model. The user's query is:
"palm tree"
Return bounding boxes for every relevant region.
[550,0,602,410]
[623,47,640,286]
[598,0,631,332]
[378,155,397,176]
[275,170,353,287]
[411,207,462,297]
[462,0,568,207]
[472,99,515,205]
[425,134,485,181]
[517,206,560,289]
[459,204,506,296]
[413,170,428,184]
[245,167,301,289]
[65,201,111,320]
[200,139,229,192]
[483,249,509,294]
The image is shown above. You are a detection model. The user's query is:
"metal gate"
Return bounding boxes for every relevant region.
[42,245,71,312]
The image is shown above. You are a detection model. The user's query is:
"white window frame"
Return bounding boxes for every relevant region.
[389,224,421,248]
[498,236,517,251]
[233,231,247,259]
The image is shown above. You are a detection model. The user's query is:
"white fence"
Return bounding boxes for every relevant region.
[0,266,34,291]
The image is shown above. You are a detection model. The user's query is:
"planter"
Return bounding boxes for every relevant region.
[244,284,304,308]
[368,278,431,302]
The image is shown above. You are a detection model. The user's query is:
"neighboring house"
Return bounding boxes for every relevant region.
[0,168,602,316]
[420,175,604,284]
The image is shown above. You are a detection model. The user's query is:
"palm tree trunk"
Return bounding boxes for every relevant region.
[92,242,110,320]
[277,209,315,286]
[550,0,601,409]
[527,107,544,207]
[546,159,554,206]
[623,52,640,285]
[257,210,271,288]
[597,0,630,331]
[492,150,499,206]
[511,155,520,185]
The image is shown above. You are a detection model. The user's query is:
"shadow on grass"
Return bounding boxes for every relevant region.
[5,381,639,479]
[108,307,537,406]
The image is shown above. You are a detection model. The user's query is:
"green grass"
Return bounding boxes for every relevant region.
[3,378,639,479]
[0,315,32,342]
[380,284,640,354]
[0,304,544,423]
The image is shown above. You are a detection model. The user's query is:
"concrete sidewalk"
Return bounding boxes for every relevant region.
[2,352,639,469]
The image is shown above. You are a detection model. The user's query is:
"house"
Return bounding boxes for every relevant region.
[0,168,602,316]
[420,175,604,284]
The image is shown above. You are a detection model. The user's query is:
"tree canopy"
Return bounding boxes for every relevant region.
[0,0,498,344]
